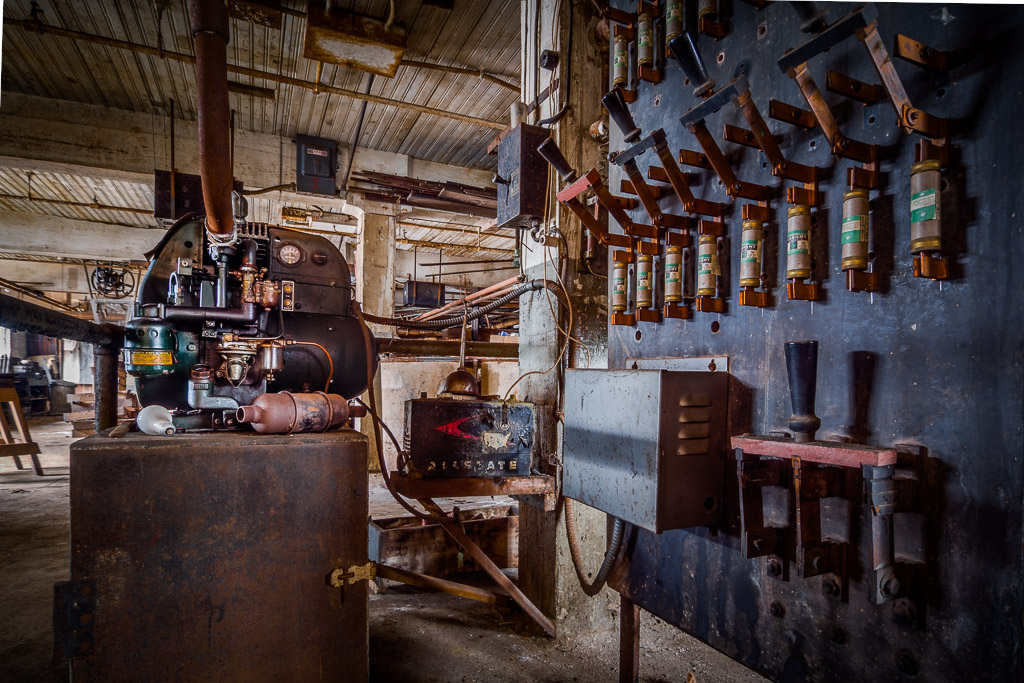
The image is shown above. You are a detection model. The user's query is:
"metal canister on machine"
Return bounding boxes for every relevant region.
[636,254,654,308]
[697,235,719,297]
[786,205,812,280]
[666,0,683,43]
[664,245,683,303]
[612,261,628,312]
[910,160,942,254]
[739,220,763,288]
[841,189,870,271]
[637,13,654,68]
[613,35,629,87]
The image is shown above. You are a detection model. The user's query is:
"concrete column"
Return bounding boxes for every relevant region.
[517,0,615,637]
[354,205,397,472]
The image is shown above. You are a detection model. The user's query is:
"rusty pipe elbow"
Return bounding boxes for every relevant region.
[236,404,264,425]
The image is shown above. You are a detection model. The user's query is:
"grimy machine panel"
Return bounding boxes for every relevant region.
[592,2,1022,681]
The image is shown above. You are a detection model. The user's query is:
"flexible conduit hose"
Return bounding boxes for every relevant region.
[362,279,569,330]
[564,498,625,596]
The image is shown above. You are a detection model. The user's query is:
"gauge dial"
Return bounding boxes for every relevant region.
[278,243,302,266]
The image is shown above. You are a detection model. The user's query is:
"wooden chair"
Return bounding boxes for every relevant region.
[0,384,43,476]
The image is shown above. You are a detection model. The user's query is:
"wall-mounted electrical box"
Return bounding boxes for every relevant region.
[496,123,551,231]
[562,369,728,532]
[295,134,338,196]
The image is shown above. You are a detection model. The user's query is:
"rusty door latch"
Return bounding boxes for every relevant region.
[330,561,376,602]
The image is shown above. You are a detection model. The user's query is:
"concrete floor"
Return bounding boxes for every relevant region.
[0,418,766,683]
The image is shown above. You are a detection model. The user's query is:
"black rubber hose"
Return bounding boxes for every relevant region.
[564,497,626,597]
[362,279,568,330]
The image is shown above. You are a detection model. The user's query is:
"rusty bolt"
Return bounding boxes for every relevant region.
[769,601,785,618]
[767,559,783,577]
[822,578,841,598]
[880,575,901,598]
[809,551,824,572]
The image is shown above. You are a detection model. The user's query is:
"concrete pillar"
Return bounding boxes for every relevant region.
[354,206,397,473]
[517,0,615,637]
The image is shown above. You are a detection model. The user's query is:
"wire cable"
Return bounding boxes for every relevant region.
[292,341,333,392]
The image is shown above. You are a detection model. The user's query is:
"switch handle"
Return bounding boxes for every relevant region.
[601,89,642,143]
[668,33,715,97]
[785,340,821,442]
[537,138,578,183]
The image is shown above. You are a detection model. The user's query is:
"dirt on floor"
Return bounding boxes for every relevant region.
[0,418,766,683]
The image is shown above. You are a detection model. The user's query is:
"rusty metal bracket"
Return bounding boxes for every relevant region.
[825,70,885,105]
[769,99,816,130]
[858,21,948,139]
[894,33,950,71]
[53,580,96,661]
[913,252,948,280]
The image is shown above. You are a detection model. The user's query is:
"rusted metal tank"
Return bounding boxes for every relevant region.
[61,429,368,682]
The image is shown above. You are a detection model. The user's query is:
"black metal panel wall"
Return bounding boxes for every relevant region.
[603,3,1024,680]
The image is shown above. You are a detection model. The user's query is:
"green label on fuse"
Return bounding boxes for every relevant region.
[613,276,626,293]
[638,26,652,48]
[911,188,938,222]
[665,264,680,283]
[841,215,865,244]
[787,229,809,255]
[697,255,715,275]
[614,50,627,68]
[740,240,761,263]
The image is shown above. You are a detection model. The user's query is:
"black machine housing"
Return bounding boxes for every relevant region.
[125,216,374,429]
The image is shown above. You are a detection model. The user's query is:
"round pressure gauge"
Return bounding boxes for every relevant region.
[278,243,302,266]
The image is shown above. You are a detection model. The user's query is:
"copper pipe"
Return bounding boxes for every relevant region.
[414,276,520,320]
[189,0,234,238]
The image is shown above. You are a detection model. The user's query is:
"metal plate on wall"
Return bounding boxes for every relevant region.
[603,2,1024,681]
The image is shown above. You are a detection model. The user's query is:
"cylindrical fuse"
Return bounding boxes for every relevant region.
[637,13,654,68]
[664,245,683,303]
[611,261,628,312]
[910,160,942,253]
[841,189,870,271]
[636,254,654,308]
[613,36,629,87]
[697,235,719,297]
[666,0,684,42]
[698,0,718,21]
[787,205,812,280]
[739,220,764,287]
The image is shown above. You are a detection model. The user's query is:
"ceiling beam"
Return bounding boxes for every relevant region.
[0,210,160,261]
[0,93,494,210]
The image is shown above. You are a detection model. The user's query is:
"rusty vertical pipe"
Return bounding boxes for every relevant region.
[189,0,234,239]
[93,346,120,432]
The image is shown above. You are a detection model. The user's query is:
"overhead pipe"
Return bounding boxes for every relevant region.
[189,0,235,240]
[0,291,124,432]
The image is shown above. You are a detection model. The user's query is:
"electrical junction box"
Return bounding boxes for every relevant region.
[562,369,728,533]
[295,134,338,196]
[496,123,551,231]
[402,280,446,308]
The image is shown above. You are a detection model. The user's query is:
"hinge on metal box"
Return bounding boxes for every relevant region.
[53,580,96,661]
[330,561,376,588]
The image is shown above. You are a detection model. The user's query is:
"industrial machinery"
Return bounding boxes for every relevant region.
[123,203,374,431]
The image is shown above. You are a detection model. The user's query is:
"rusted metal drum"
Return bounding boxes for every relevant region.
[65,429,368,682]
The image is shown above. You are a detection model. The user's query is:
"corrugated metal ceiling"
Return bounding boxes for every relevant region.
[0,0,521,256]
[1,0,518,170]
